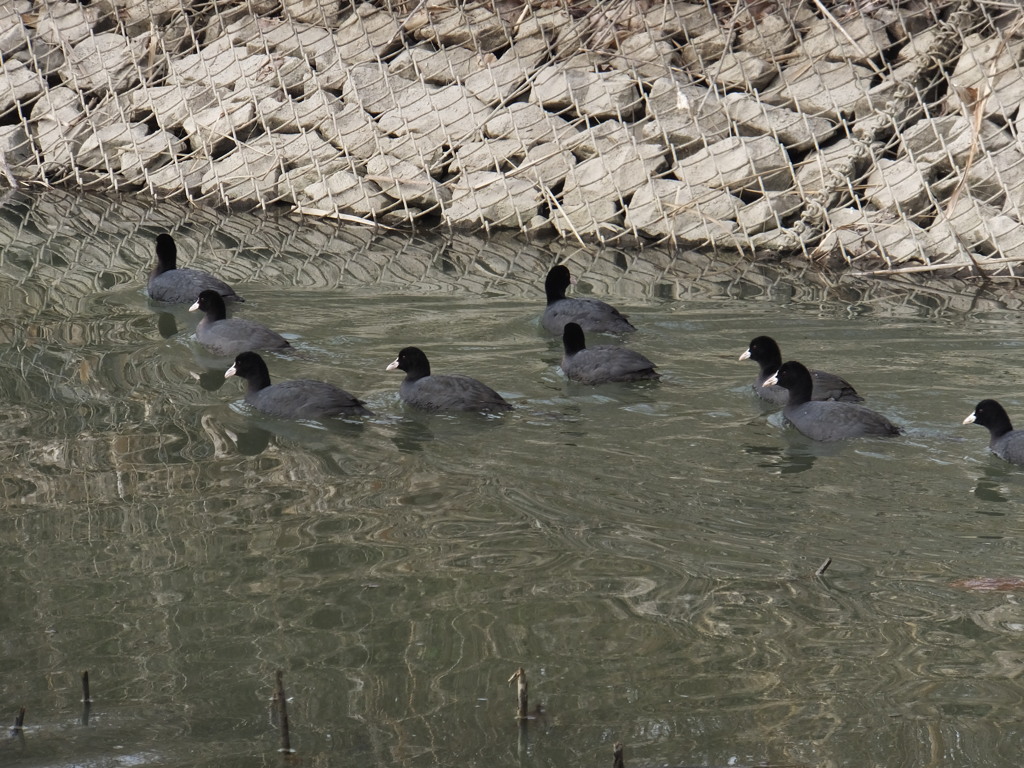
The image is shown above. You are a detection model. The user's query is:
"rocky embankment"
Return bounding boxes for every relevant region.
[0,1,1021,271]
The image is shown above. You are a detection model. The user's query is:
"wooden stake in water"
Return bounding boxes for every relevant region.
[11,706,25,733]
[613,742,624,768]
[82,670,92,703]
[508,668,528,719]
[274,670,295,754]
[816,557,832,576]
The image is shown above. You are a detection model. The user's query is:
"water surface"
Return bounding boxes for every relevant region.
[2,190,1024,768]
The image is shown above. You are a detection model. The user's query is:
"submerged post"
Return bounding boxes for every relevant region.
[81,670,92,726]
[613,742,624,768]
[508,667,528,719]
[274,670,295,754]
[11,706,25,733]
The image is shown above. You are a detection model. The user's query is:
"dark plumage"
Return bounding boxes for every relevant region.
[561,322,659,384]
[963,399,1024,466]
[224,351,372,419]
[541,264,636,335]
[765,360,900,441]
[147,233,243,304]
[190,290,290,357]
[739,335,862,404]
[386,346,512,413]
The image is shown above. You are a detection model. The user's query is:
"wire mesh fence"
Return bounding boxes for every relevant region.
[1,0,1023,275]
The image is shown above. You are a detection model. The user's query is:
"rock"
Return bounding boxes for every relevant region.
[626,179,743,239]
[334,2,400,64]
[710,52,776,90]
[377,84,490,144]
[376,134,446,173]
[802,15,889,63]
[736,193,803,234]
[92,0,179,33]
[224,14,336,60]
[118,129,186,181]
[75,121,149,171]
[794,137,872,196]
[464,39,546,105]
[200,138,281,205]
[389,44,480,85]
[737,13,795,60]
[182,101,256,156]
[0,4,29,58]
[451,139,526,174]
[316,101,382,160]
[170,45,312,95]
[147,157,209,197]
[31,85,83,125]
[33,116,82,173]
[365,153,450,208]
[551,189,622,240]
[611,30,679,80]
[643,2,716,39]
[0,60,45,116]
[673,136,792,193]
[256,88,341,132]
[768,59,874,120]
[281,0,340,26]
[566,143,665,203]
[405,6,508,52]
[0,124,37,179]
[964,145,1024,208]
[680,28,728,69]
[61,32,145,93]
[530,64,641,120]
[484,102,580,147]
[511,143,576,189]
[950,34,1024,119]
[444,171,542,228]
[902,115,1013,171]
[268,130,341,167]
[723,93,836,152]
[944,194,1024,260]
[643,80,730,151]
[33,2,99,47]
[293,168,390,216]
[816,209,932,266]
[129,84,219,130]
[342,62,421,114]
[574,120,640,160]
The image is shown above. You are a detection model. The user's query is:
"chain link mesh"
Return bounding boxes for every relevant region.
[1,0,1023,274]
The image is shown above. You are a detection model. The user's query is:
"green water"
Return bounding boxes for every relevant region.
[2,190,1024,768]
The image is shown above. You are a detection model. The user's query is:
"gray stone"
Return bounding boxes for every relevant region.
[224,14,335,60]
[444,171,542,228]
[377,84,490,144]
[10,35,64,79]
[736,193,803,234]
[902,115,1014,171]
[365,154,450,208]
[451,139,526,174]
[33,117,82,172]
[511,143,576,189]
[565,143,665,203]
[484,102,580,146]
[267,130,341,168]
[170,45,312,95]
[737,13,796,61]
[389,44,480,85]
[611,31,678,80]
[768,59,874,120]
[680,29,728,70]
[551,190,622,240]
[182,101,256,156]
[317,101,382,160]
[673,136,792,193]
[531,65,641,120]
[709,52,776,91]
[951,34,1024,120]
[626,179,743,239]
[794,137,872,196]
[92,0,180,33]
[944,195,1024,260]
[405,6,508,52]
[817,211,933,266]
[643,2,716,39]
[118,130,186,181]
[643,80,730,151]
[200,139,281,205]
[129,84,219,130]
[464,39,547,105]
[31,85,83,126]
[34,2,99,47]
[75,121,149,171]
[0,4,29,58]
[802,15,888,63]
[0,124,37,179]
[342,62,422,114]
[513,5,568,42]
[281,0,340,26]
[334,2,400,64]
[963,145,1024,208]
[293,168,390,216]
[723,93,836,152]
[0,60,44,114]
[574,120,640,160]
[376,134,446,173]
[147,157,209,197]
[61,32,144,94]
[257,89,341,133]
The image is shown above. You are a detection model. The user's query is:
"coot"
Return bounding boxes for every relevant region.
[963,399,1024,465]
[740,335,861,404]
[224,351,372,419]
[190,290,291,357]
[561,322,659,384]
[541,265,635,335]
[764,360,900,441]
[148,233,243,304]
[386,346,512,413]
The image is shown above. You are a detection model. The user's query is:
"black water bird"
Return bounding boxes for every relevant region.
[764,360,900,441]
[386,346,512,413]
[561,323,659,384]
[190,290,290,357]
[963,399,1024,466]
[148,233,243,304]
[541,264,635,335]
